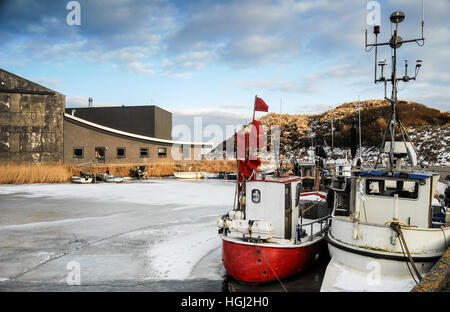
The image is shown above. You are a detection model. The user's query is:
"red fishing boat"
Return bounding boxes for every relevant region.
[217,97,329,284]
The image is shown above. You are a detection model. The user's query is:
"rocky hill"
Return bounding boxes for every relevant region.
[210,99,450,166]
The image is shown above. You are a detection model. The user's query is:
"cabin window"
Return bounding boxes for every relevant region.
[158,147,167,158]
[140,148,149,158]
[365,179,419,199]
[116,147,126,158]
[73,147,84,158]
[252,189,261,203]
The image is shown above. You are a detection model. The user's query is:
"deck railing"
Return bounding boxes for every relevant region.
[296,215,329,244]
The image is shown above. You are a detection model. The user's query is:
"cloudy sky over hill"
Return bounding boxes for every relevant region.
[0,0,448,143]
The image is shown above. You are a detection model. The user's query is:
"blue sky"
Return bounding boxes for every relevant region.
[0,0,449,143]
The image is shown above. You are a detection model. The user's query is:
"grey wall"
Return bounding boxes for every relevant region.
[66,105,172,140]
[0,68,65,163]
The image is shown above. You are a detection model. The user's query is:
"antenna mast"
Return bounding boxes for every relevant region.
[365,0,425,171]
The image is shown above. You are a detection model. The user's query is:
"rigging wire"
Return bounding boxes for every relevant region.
[253,242,288,292]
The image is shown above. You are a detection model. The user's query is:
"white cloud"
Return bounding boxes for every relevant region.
[29,77,61,89]
[235,78,320,94]
[160,72,192,79]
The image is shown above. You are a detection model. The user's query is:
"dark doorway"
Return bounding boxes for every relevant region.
[285,183,292,240]
[95,147,105,163]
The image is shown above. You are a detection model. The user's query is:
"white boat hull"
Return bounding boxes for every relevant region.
[321,235,436,292]
[320,243,428,292]
[320,218,449,292]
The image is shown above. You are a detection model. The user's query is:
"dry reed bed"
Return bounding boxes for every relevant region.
[0,160,238,184]
[0,164,72,184]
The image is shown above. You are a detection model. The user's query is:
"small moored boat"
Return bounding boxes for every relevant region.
[71,175,93,184]
[104,175,124,183]
[173,171,204,179]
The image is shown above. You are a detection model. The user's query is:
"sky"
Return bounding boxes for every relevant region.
[0,0,449,144]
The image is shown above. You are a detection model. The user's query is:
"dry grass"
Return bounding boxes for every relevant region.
[0,163,72,184]
[0,160,239,184]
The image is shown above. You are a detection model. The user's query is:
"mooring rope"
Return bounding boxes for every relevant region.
[387,221,422,283]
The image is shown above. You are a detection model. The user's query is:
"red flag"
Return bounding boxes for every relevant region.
[238,159,251,182]
[254,96,268,112]
[246,157,261,170]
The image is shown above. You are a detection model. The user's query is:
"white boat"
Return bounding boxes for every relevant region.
[70,176,93,184]
[204,173,220,179]
[321,8,450,292]
[173,171,204,179]
[104,175,124,183]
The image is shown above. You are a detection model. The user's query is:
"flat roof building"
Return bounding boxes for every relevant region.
[64,113,209,164]
[65,105,172,140]
[0,68,212,165]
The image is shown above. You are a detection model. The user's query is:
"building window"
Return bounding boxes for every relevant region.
[73,147,84,158]
[158,147,167,158]
[95,147,106,163]
[117,147,126,158]
[140,147,149,158]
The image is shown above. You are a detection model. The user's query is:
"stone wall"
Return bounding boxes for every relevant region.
[0,69,65,163]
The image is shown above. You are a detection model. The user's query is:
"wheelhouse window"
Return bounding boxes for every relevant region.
[252,189,261,203]
[73,147,84,158]
[116,147,126,158]
[158,147,167,158]
[140,147,149,158]
[365,179,419,199]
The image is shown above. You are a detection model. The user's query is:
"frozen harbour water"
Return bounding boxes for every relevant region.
[0,179,328,292]
[0,179,234,291]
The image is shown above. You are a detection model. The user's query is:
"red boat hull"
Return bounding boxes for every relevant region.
[222,238,325,283]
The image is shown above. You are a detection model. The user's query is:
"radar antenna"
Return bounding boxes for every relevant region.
[365,0,425,171]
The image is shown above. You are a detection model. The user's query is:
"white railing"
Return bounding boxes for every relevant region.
[296,215,329,244]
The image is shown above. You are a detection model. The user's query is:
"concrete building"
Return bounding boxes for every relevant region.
[0,68,212,165]
[0,68,65,163]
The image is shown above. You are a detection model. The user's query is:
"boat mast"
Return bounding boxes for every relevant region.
[365,1,425,171]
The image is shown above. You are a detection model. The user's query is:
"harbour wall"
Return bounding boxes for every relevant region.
[411,247,450,292]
